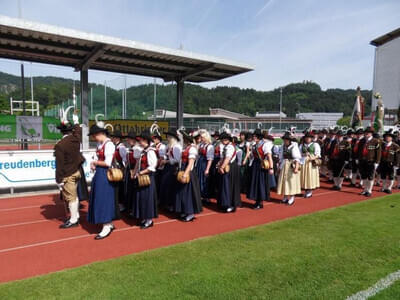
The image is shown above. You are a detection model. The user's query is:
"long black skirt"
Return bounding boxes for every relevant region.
[77,164,89,201]
[196,155,211,198]
[208,157,220,199]
[217,162,241,209]
[159,164,178,208]
[132,173,158,220]
[175,165,202,215]
[124,166,135,211]
[247,158,274,202]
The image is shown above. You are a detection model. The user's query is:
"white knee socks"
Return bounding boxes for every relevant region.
[68,200,79,223]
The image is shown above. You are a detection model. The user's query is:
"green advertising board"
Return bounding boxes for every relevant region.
[0,115,16,139]
[0,115,62,140]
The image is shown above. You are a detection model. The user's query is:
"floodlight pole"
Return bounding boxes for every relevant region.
[176,79,184,129]
[104,80,107,119]
[153,78,157,119]
[279,87,282,130]
[80,69,89,149]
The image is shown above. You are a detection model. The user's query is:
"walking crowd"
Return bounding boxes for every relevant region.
[54,113,400,240]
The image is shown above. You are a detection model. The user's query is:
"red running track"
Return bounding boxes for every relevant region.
[0,179,395,282]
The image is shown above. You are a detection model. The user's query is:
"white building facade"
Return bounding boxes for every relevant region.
[296,112,343,129]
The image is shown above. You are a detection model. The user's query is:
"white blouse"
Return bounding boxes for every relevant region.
[142,148,158,172]
[168,144,182,165]
[116,143,127,166]
[201,143,214,161]
[156,143,167,160]
[220,143,236,162]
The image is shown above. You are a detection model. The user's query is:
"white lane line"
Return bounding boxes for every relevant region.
[0,204,62,212]
[0,219,50,229]
[0,212,219,254]
[346,270,400,300]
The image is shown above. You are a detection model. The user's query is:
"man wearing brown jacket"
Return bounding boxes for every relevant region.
[54,114,85,228]
[379,130,400,194]
[358,127,381,197]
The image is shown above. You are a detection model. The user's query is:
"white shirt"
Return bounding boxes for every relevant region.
[199,143,214,161]
[133,145,143,159]
[168,143,182,165]
[220,143,236,163]
[116,143,127,166]
[236,147,243,166]
[141,148,157,172]
[155,143,167,160]
[97,139,115,167]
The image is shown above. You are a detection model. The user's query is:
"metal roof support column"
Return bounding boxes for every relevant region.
[176,79,184,130]
[80,69,89,149]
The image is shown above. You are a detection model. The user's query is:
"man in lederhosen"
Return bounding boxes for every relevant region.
[350,128,364,187]
[358,127,381,197]
[55,113,85,228]
[330,130,351,190]
[379,130,400,194]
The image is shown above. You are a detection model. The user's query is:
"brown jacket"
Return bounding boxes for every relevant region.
[381,142,400,166]
[54,125,85,184]
[358,137,381,164]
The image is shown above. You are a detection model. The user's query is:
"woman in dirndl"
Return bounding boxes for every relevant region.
[299,131,321,198]
[196,130,214,205]
[132,133,158,229]
[174,130,202,222]
[209,131,221,198]
[247,129,275,209]
[277,131,302,206]
[238,131,251,194]
[124,130,138,216]
[159,131,182,211]
[216,132,241,212]
[88,124,117,240]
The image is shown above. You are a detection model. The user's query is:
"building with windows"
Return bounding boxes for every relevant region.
[296,112,343,129]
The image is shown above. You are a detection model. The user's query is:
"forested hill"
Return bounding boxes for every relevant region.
[0,71,371,119]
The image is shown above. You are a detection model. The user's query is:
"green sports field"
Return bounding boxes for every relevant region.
[1,194,400,299]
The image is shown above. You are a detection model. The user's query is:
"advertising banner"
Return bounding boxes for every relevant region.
[16,116,43,140]
[0,115,16,139]
[42,116,62,140]
[88,120,169,135]
[0,149,96,189]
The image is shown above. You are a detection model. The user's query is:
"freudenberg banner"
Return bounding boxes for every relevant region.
[0,150,96,189]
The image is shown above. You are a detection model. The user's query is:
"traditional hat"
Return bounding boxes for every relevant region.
[383,129,395,138]
[304,131,314,138]
[126,130,136,139]
[136,132,152,143]
[253,128,263,139]
[320,129,328,134]
[336,130,344,136]
[364,126,375,133]
[179,130,194,143]
[88,124,108,136]
[211,130,220,138]
[346,128,354,135]
[165,131,180,141]
[282,131,296,141]
[110,130,124,139]
[57,122,74,133]
[219,132,233,141]
[355,127,364,135]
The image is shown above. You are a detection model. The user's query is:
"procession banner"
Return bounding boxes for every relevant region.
[0,149,96,189]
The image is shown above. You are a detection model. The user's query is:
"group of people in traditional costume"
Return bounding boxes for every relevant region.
[54,113,400,240]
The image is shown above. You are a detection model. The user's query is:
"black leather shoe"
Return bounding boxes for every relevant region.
[253,203,263,210]
[94,226,114,240]
[140,220,154,229]
[384,189,392,194]
[59,220,79,229]
[183,215,195,222]
[226,207,236,213]
[360,191,367,195]
[364,192,372,197]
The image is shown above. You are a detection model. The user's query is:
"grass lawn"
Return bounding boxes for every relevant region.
[1,194,400,299]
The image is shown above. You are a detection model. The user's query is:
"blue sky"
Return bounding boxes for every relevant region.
[0,0,399,91]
